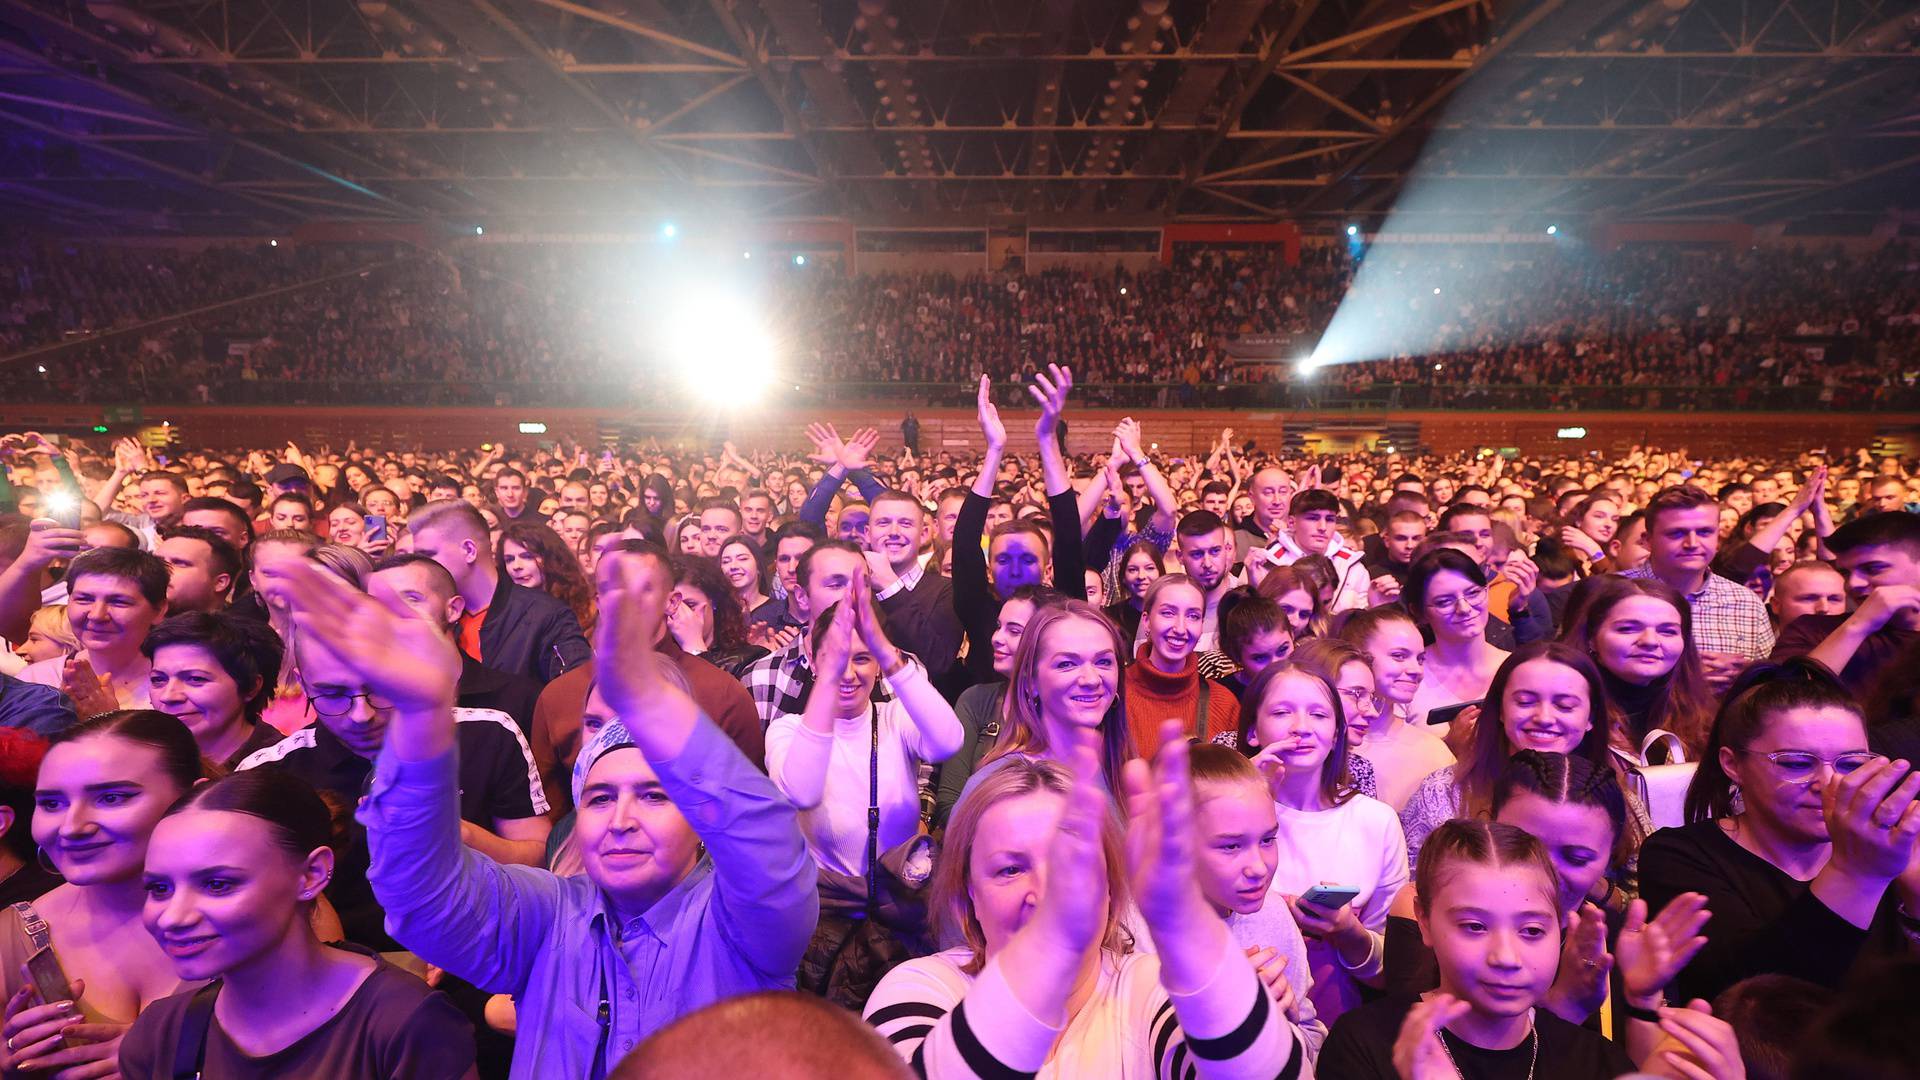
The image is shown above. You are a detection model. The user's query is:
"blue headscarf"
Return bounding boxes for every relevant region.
[572,717,637,808]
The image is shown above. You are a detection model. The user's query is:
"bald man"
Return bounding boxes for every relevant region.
[614,992,911,1080]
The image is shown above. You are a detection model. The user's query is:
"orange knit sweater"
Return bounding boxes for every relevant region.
[1124,643,1242,755]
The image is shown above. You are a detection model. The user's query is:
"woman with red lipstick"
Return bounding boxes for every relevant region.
[118,769,474,1079]
[1398,643,1625,869]
[1641,660,1920,1004]
[0,710,203,1077]
[1236,661,1407,1027]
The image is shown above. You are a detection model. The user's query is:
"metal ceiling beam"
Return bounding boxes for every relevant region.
[523,0,747,68]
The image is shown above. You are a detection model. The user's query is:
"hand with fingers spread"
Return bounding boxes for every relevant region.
[841,427,880,471]
[1029,364,1073,441]
[60,656,120,719]
[1390,992,1472,1080]
[1548,901,1615,1020]
[593,549,701,761]
[1618,893,1711,1010]
[976,376,1008,452]
[1642,1000,1747,1080]
[804,423,847,469]
[1820,756,1920,902]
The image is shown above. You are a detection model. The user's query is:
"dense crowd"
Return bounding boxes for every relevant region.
[1,366,1918,1078]
[4,236,1916,406]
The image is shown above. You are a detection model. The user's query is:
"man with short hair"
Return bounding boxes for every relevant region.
[1769,561,1848,627]
[738,490,775,550]
[1772,512,1920,694]
[1625,484,1775,687]
[268,492,315,533]
[1163,511,1242,652]
[1274,489,1369,612]
[409,499,591,684]
[427,475,463,503]
[101,469,188,547]
[763,520,823,632]
[154,525,239,614]
[16,546,169,710]
[493,467,532,520]
[739,540,867,727]
[1365,510,1427,594]
[179,496,255,551]
[694,497,743,558]
[1233,466,1295,563]
[863,490,962,681]
[558,482,592,512]
[1862,476,1912,517]
[370,553,544,736]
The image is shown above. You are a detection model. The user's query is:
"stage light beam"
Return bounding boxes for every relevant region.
[659,289,779,407]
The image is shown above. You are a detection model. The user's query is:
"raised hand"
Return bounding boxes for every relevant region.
[1551,901,1614,1019]
[1498,550,1540,605]
[1038,721,1116,956]
[1029,363,1073,440]
[1391,992,1472,1080]
[1823,756,1920,885]
[275,559,461,716]
[976,375,1007,451]
[850,565,903,671]
[1121,719,1204,928]
[1113,417,1144,461]
[15,520,86,574]
[842,427,880,470]
[810,599,856,687]
[804,422,846,468]
[593,550,699,757]
[1617,893,1711,1008]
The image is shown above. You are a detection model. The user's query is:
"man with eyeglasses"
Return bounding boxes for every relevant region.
[237,593,552,950]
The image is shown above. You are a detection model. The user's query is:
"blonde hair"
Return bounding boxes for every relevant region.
[27,605,79,657]
[986,600,1136,790]
[930,755,1130,974]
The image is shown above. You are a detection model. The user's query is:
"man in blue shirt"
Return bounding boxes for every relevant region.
[0,671,75,737]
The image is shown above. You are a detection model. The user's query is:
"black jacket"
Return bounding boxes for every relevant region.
[473,573,591,685]
[459,654,544,738]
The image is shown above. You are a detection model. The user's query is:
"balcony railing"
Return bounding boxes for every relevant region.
[0,375,1910,412]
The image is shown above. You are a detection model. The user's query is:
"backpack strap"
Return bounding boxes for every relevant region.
[171,980,222,1080]
[10,903,50,953]
[1193,682,1211,743]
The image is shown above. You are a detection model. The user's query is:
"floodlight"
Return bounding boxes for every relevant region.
[793,254,807,266]
[475,226,484,236]
[659,289,778,406]
[661,222,678,240]
[1546,224,1558,236]
[1346,225,1359,237]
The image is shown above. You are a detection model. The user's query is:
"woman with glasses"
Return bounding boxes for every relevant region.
[1404,550,1509,740]
[1639,659,1920,1003]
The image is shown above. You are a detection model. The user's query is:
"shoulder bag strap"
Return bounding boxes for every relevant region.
[171,980,223,1080]
[1193,680,1211,742]
[10,902,50,953]
[866,704,882,918]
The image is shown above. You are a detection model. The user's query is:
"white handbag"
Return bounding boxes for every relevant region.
[1623,729,1697,831]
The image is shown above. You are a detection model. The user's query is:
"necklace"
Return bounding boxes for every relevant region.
[1437,1008,1537,1080]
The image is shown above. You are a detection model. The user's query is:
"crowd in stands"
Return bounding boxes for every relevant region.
[4,235,1915,406]
[1,367,1919,1077]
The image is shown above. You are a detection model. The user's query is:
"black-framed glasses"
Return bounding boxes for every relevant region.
[306,690,393,718]
[1732,748,1880,785]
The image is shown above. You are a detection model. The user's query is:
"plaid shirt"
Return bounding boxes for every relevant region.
[739,632,898,730]
[1621,564,1776,660]
[741,637,813,730]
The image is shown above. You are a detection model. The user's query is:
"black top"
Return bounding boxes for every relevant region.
[472,573,592,685]
[458,654,543,738]
[1320,995,1633,1080]
[236,712,545,950]
[1597,667,1667,748]
[0,862,59,908]
[951,489,1087,686]
[119,957,474,1080]
[875,570,964,686]
[1771,612,1920,696]
[1639,817,1896,1002]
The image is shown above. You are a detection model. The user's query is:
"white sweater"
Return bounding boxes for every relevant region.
[1267,793,1409,1025]
[864,944,1302,1080]
[765,661,963,877]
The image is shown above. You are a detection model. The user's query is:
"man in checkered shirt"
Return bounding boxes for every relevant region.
[740,539,873,727]
[1622,484,1774,690]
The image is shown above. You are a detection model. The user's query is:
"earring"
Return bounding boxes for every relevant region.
[35,846,57,875]
[1729,784,1745,816]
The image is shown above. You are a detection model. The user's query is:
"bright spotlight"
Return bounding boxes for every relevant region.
[36,365,46,374]
[269,239,278,247]
[742,251,751,259]
[1119,286,1128,296]
[793,254,807,267]
[1432,287,1441,295]
[660,289,778,407]
[474,225,484,236]
[1346,224,1359,237]
[1546,224,1559,236]
[661,222,678,240]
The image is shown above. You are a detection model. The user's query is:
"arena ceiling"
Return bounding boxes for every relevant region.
[0,0,1915,234]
